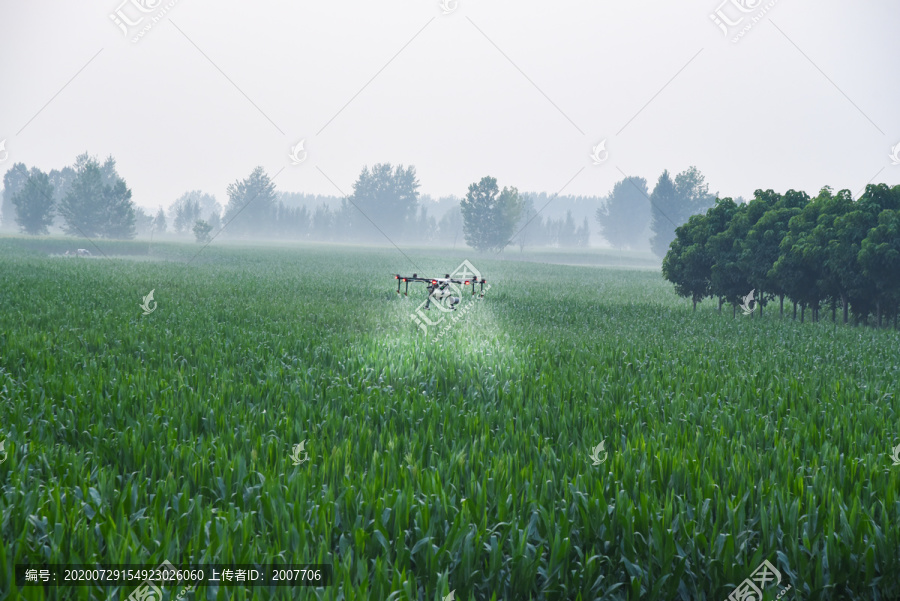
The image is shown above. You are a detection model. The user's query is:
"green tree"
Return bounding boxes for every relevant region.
[2,163,31,231]
[771,197,826,322]
[558,210,578,248]
[57,153,136,239]
[103,178,137,239]
[193,219,213,244]
[675,166,717,217]
[58,155,108,238]
[596,176,650,249]
[345,163,420,240]
[438,205,464,248]
[859,209,900,328]
[708,199,752,315]
[170,191,219,234]
[740,189,807,317]
[663,197,742,311]
[153,206,167,233]
[223,167,277,237]
[460,176,524,252]
[575,217,590,247]
[662,214,711,311]
[11,168,55,235]
[649,170,678,258]
[650,167,717,258]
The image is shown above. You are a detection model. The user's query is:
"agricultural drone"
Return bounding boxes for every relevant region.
[394,272,487,310]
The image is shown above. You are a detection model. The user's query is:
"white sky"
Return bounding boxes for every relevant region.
[1,0,898,213]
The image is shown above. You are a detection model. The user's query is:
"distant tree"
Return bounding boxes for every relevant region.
[173,198,200,234]
[153,206,167,233]
[272,201,310,239]
[193,219,213,244]
[460,176,524,252]
[103,178,137,239]
[134,207,154,237]
[311,203,335,241]
[47,165,76,231]
[2,163,30,231]
[437,205,464,247]
[11,168,55,235]
[512,195,543,251]
[596,176,650,249]
[650,167,717,258]
[675,166,717,216]
[222,167,277,237]
[411,205,437,243]
[56,153,136,239]
[649,170,679,258]
[345,163,420,240]
[207,210,222,234]
[170,191,219,233]
[558,211,578,248]
[575,217,590,247]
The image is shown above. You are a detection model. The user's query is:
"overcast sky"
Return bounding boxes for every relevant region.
[2,1,898,213]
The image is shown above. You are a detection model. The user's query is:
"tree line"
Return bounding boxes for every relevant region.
[3,153,726,254]
[662,184,900,328]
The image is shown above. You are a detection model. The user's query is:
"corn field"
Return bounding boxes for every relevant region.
[1,237,899,600]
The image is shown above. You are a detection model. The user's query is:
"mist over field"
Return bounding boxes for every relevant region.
[2,2,900,600]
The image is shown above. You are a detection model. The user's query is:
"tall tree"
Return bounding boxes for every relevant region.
[708,199,752,314]
[11,168,55,235]
[2,163,31,231]
[859,209,900,328]
[649,170,679,258]
[223,167,277,237]
[575,217,590,247]
[103,179,137,239]
[169,190,220,233]
[437,205,464,248]
[345,163,420,240]
[650,167,717,258]
[739,189,807,317]
[57,153,136,239]
[771,197,827,322]
[153,206,167,233]
[596,176,650,249]
[460,176,524,252]
[58,155,108,238]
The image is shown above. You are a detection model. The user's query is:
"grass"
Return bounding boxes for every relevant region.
[0,235,898,600]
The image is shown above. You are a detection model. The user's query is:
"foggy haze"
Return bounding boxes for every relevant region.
[2,1,899,215]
